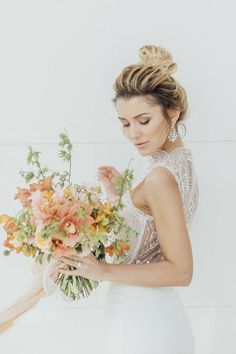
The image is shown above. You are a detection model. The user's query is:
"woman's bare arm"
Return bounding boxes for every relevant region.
[102,166,193,287]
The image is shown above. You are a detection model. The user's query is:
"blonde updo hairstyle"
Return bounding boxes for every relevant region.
[112,45,188,138]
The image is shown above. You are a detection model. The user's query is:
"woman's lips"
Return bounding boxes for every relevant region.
[135,142,148,147]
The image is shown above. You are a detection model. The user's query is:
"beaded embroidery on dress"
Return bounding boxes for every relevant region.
[117,145,199,265]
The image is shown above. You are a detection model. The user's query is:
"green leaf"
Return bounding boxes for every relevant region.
[3,250,11,256]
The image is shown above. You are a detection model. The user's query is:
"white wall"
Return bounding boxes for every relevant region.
[0,1,235,353]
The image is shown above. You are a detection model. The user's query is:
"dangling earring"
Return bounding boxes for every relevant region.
[167,122,178,142]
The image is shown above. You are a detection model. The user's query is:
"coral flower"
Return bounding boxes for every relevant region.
[29,182,40,192]
[61,220,77,236]
[31,190,63,225]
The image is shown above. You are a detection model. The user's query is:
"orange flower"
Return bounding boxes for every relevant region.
[3,238,14,250]
[14,187,31,207]
[16,244,24,254]
[3,218,19,234]
[29,175,53,193]
[120,243,130,253]
[104,244,114,257]
[39,176,53,192]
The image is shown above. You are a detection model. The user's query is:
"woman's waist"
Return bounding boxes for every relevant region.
[104,282,184,312]
[105,281,180,300]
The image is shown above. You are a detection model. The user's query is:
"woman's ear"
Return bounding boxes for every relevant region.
[167,108,180,125]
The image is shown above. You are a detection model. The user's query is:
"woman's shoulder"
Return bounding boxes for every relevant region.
[143,146,197,203]
[144,146,193,180]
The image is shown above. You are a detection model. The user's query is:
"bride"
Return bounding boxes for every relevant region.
[0,44,199,354]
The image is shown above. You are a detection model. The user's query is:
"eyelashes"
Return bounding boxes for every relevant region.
[122,120,150,128]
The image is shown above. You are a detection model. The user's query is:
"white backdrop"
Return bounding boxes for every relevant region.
[0,1,236,353]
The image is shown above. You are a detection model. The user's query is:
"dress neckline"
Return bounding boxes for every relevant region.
[126,144,192,220]
[148,145,190,158]
[145,145,191,164]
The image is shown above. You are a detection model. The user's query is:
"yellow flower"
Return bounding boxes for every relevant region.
[94,213,106,223]
[0,214,12,224]
[22,245,35,257]
[89,224,97,234]
[103,207,112,215]
[41,190,53,200]
[35,232,52,251]
[64,186,72,198]
[99,225,107,232]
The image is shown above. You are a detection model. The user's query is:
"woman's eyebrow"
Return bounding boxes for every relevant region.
[118,113,150,121]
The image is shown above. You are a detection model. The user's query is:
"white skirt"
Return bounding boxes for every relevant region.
[0,280,195,354]
[103,282,195,354]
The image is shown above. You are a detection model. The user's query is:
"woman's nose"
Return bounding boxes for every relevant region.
[128,124,142,138]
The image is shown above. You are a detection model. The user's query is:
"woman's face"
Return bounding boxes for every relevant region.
[115,96,179,156]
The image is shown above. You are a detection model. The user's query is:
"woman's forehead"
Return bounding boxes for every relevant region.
[115,97,161,118]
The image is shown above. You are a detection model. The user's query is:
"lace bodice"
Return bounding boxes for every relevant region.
[116,145,199,265]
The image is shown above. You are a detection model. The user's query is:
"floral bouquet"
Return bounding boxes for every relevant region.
[0,129,138,301]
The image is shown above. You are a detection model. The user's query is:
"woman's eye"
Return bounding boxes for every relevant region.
[123,120,150,128]
[140,120,150,125]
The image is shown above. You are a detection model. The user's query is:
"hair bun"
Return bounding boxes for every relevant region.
[138,45,177,75]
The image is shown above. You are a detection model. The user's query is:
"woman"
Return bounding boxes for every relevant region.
[0,44,199,354]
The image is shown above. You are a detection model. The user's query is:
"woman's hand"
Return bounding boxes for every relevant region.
[48,260,68,284]
[58,251,108,282]
[97,165,121,199]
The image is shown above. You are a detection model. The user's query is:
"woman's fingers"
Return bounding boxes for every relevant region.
[59,257,77,267]
[98,166,120,174]
[49,261,67,282]
[97,167,120,179]
[59,254,83,267]
[98,166,113,170]
[59,269,79,276]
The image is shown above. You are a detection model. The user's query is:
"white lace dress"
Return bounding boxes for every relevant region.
[41,144,199,354]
